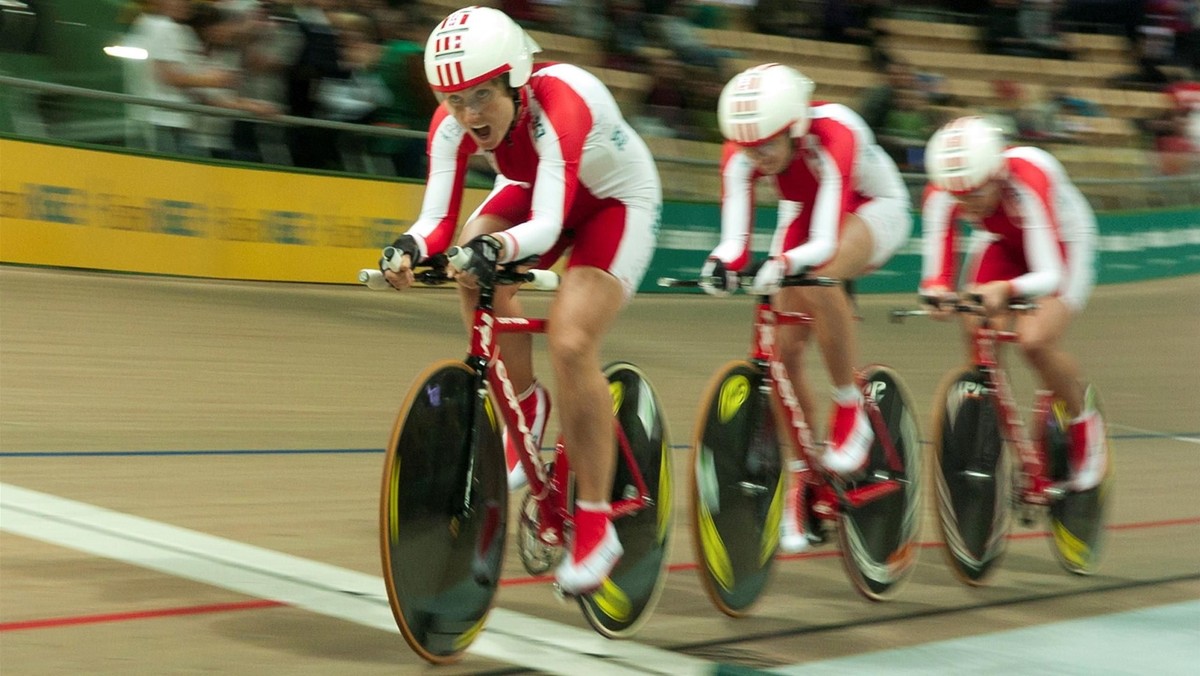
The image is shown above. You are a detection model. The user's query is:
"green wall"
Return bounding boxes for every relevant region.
[641,202,1200,294]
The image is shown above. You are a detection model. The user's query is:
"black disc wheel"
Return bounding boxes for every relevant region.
[1039,385,1112,575]
[930,366,1011,585]
[578,362,673,638]
[837,364,924,601]
[380,360,507,664]
[689,360,783,617]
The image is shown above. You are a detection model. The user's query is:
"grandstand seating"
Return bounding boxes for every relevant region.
[422,2,1172,187]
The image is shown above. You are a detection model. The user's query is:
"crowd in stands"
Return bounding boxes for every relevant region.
[121,0,434,176]
[115,0,1200,179]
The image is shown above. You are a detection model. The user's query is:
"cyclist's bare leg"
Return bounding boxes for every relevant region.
[774,305,819,439]
[546,265,624,503]
[1016,297,1085,417]
[803,213,874,392]
[456,215,533,392]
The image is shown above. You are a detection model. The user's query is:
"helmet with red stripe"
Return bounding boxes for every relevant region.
[925,116,1008,194]
[424,6,541,93]
[717,64,814,146]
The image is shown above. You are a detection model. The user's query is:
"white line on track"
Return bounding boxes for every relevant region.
[0,483,712,675]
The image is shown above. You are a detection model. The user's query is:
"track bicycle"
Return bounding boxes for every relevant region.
[891,297,1112,584]
[361,249,673,664]
[659,274,923,615]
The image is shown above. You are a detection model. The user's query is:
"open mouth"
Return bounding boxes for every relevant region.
[472,125,494,144]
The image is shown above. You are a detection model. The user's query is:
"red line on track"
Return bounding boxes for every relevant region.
[5,517,1197,631]
[0,599,284,632]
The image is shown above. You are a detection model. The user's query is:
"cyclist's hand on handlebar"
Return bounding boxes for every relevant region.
[919,285,958,321]
[970,281,1013,317]
[749,256,786,295]
[381,235,419,290]
[699,257,738,297]
[450,234,502,289]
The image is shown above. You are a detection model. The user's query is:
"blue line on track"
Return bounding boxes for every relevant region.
[1,432,1195,458]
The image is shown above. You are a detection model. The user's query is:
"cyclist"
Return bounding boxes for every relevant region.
[698,63,912,553]
[919,115,1106,492]
[379,7,661,595]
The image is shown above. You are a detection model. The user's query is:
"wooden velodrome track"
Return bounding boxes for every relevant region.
[1,264,1197,674]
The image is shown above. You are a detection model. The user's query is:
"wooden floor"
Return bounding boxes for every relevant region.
[1,266,1197,674]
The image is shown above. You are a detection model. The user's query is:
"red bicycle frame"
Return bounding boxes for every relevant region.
[749,299,905,516]
[467,301,651,551]
[967,321,1057,505]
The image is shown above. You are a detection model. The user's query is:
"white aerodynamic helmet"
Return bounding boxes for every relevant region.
[424,6,542,93]
[925,116,1008,193]
[718,63,814,145]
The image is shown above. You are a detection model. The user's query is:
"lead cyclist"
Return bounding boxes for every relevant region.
[378,7,662,595]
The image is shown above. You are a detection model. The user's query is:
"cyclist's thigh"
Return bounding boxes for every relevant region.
[566,198,658,301]
[1016,296,1072,349]
[812,213,873,280]
[549,266,625,354]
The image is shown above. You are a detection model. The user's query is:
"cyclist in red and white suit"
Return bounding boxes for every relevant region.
[700,63,911,553]
[920,115,1107,492]
[379,7,661,594]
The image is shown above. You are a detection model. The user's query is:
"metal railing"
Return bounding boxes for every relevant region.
[3,74,1198,210]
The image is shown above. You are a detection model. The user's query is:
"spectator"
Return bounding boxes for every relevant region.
[1139,79,1200,174]
[988,79,1068,141]
[821,0,888,47]
[982,0,1073,59]
[859,57,919,132]
[317,11,391,124]
[188,2,280,160]
[876,83,942,171]
[601,0,653,70]
[374,5,437,178]
[631,55,692,139]
[655,0,737,71]
[229,0,303,164]
[753,0,817,38]
[123,0,240,155]
[285,0,348,169]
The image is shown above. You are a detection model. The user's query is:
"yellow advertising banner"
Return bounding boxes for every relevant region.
[0,139,486,283]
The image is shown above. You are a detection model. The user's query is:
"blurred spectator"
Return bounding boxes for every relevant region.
[317,11,391,124]
[859,57,919,133]
[982,0,1074,59]
[631,55,693,139]
[285,0,348,169]
[374,5,437,178]
[1111,22,1177,89]
[123,0,240,155]
[227,0,302,164]
[753,0,817,38]
[654,0,739,71]
[601,0,653,70]
[875,84,942,171]
[821,0,888,47]
[859,55,963,170]
[1139,79,1200,174]
[987,79,1078,142]
[188,2,280,160]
